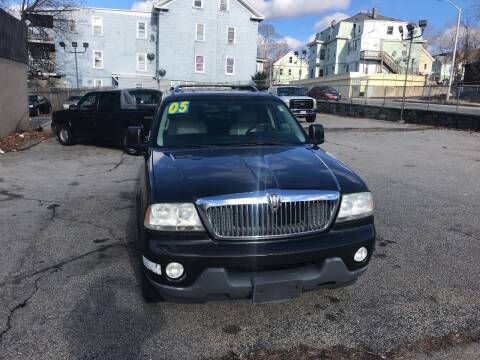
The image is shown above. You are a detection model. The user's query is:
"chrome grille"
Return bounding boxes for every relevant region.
[197,190,340,240]
[290,99,313,109]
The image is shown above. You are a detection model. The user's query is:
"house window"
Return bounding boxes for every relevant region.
[279,68,283,75]
[137,21,147,39]
[193,0,203,8]
[69,20,77,32]
[195,55,205,73]
[387,26,394,35]
[137,53,147,72]
[92,16,103,36]
[93,50,103,69]
[196,23,205,41]
[288,69,292,76]
[94,79,103,88]
[219,0,229,11]
[424,63,428,70]
[226,57,235,75]
[310,69,314,78]
[320,49,325,60]
[227,27,235,45]
[320,69,324,77]
[289,57,293,63]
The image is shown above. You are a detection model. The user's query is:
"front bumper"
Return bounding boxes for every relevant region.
[147,257,365,303]
[142,221,375,302]
[291,108,317,117]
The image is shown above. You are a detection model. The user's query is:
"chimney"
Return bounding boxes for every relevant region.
[372,7,378,19]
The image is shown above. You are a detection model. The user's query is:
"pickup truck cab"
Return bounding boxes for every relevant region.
[268,86,317,123]
[125,85,375,304]
[51,89,161,146]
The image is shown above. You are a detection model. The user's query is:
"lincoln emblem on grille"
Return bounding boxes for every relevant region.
[268,193,281,212]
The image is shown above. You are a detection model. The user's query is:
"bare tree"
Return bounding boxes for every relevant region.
[1,0,81,81]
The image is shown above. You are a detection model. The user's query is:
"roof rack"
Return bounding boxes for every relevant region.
[172,84,259,93]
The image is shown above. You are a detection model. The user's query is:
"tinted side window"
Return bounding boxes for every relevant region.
[79,94,98,111]
[98,92,120,112]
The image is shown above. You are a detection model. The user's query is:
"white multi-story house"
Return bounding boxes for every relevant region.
[56,0,264,89]
[307,8,432,79]
[271,51,308,85]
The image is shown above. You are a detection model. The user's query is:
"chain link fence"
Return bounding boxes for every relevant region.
[306,83,480,115]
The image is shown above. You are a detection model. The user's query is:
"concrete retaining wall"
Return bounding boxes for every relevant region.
[317,101,480,132]
[0,57,29,137]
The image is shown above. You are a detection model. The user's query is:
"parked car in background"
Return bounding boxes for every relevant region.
[268,86,317,123]
[124,85,375,304]
[62,95,83,110]
[309,86,341,101]
[29,95,52,117]
[51,89,161,146]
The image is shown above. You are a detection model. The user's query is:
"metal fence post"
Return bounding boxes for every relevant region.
[427,85,432,111]
[365,80,369,105]
[456,85,461,113]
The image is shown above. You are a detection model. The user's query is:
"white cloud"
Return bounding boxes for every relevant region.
[281,33,317,50]
[282,36,302,49]
[248,0,350,19]
[131,1,155,11]
[314,12,350,31]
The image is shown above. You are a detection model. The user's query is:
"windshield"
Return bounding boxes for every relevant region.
[277,87,308,97]
[156,98,307,147]
[67,95,82,101]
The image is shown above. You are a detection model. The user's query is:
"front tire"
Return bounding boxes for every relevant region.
[57,124,74,146]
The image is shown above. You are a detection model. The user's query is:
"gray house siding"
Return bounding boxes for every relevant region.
[56,8,158,88]
[55,1,262,89]
[157,0,260,84]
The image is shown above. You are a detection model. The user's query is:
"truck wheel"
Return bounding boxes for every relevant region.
[57,124,74,146]
[306,114,316,123]
[141,270,164,303]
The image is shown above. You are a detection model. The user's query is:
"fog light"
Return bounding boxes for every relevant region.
[165,262,184,279]
[354,247,368,262]
[142,256,162,275]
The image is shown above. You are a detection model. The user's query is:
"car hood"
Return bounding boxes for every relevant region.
[150,146,368,203]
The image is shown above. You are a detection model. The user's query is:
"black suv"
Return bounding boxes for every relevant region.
[125,85,375,304]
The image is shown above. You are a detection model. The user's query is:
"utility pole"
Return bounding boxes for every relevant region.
[438,0,461,102]
[400,20,427,122]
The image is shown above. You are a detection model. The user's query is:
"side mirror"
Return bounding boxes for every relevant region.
[124,126,148,155]
[69,104,77,111]
[309,124,325,145]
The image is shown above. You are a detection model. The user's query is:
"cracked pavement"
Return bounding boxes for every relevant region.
[0,115,479,359]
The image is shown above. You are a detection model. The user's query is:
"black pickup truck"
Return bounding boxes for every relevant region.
[124,85,375,304]
[51,89,162,146]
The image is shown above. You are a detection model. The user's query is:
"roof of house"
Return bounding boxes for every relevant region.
[342,12,403,23]
[154,0,264,20]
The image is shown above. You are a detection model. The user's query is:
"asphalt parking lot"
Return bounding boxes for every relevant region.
[1,114,479,359]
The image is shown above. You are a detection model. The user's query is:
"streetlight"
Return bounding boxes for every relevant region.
[59,41,89,88]
[400,19,428,122]
[294,49,308,81]
[437,0,462,102]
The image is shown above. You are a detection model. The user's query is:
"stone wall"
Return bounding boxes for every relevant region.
[317,101,480,132]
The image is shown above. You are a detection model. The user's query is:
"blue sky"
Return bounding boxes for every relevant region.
[85,0,474,44]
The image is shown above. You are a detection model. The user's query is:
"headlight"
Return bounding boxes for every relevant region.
[144,203,204,231]
[336,192,373,223]
[29,104,34,108]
